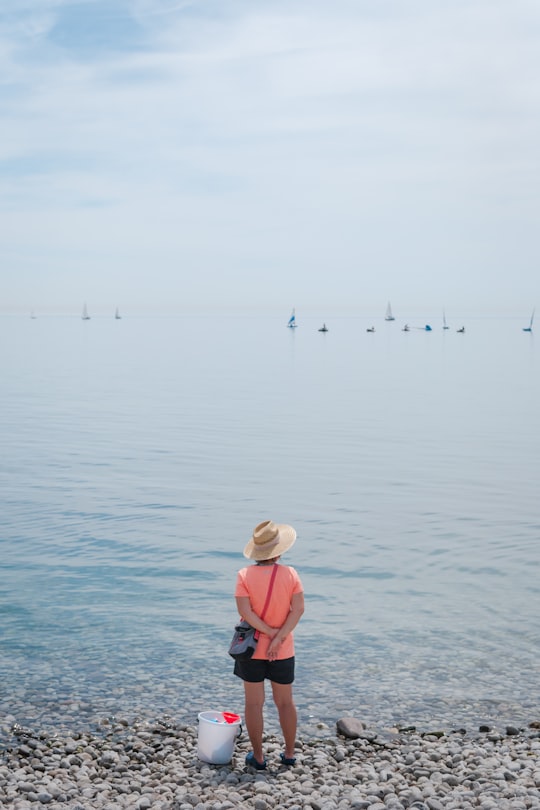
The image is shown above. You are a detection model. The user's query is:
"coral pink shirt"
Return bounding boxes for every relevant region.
[235,564,303,660]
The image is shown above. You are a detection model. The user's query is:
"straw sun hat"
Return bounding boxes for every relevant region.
[243,520,297,561]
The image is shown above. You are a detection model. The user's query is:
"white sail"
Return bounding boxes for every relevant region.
[115,307,122,319]
[385,302,395,321]
[82,303,91,320]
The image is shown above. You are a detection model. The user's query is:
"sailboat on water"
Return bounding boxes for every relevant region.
[523,309,535,332]
[287,308,298,328]
[385,302,395,321]
[443,311,449,330]
[115,307,122,320]
[82,303,91,321]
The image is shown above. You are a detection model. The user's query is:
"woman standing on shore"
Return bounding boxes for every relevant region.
[234,520,304,770]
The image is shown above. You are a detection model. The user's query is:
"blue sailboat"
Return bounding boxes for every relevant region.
[287,308,298,328]
[523,309,535,332]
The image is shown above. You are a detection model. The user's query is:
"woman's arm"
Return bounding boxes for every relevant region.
[267,591,305,657]
[235,596,278,637]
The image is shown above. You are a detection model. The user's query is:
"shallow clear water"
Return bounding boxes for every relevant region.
[1,314,538,741]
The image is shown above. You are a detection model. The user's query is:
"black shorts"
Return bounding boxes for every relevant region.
[234,656,295,684]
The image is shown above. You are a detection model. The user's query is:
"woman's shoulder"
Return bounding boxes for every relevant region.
[237,563,300,578]
[237,564,264,580]
[280,564,302,582]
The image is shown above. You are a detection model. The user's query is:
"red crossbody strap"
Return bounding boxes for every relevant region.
[260,564,278,621]
[254,564,278,639]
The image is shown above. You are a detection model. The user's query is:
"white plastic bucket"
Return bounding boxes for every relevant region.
[197,711,242,764]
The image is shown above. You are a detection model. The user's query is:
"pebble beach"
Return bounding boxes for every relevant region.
[1,715,539,810]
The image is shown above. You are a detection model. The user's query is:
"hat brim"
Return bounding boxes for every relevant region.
[243,524,297,560]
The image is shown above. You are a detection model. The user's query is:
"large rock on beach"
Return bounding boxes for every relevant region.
[336,716,380,743]
[336,716,367,738]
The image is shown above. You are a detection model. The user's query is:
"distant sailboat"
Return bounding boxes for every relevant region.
[115,307,122,320]
[30,310,37,319]
[287,308,298,328]
[457,326,465,333]
[402,324,410,332]
[522,309,534,332]
[366,326,375,333]
[318,323,328,332]
[425,325,432,331]
[443,311,449,330]
[82,303,91,321]
[385,302,395,321]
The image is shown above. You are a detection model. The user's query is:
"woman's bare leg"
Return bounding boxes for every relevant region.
[243,681,266,763]
[271,681,297,759]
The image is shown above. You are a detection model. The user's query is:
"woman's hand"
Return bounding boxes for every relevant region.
[267,633,284,660]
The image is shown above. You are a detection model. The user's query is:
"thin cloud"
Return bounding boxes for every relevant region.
[1,0,539,313]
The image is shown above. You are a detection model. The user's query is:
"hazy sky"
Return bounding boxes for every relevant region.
[1,0,539,316]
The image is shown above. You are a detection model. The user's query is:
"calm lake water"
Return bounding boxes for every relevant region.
[1,313,538,743]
